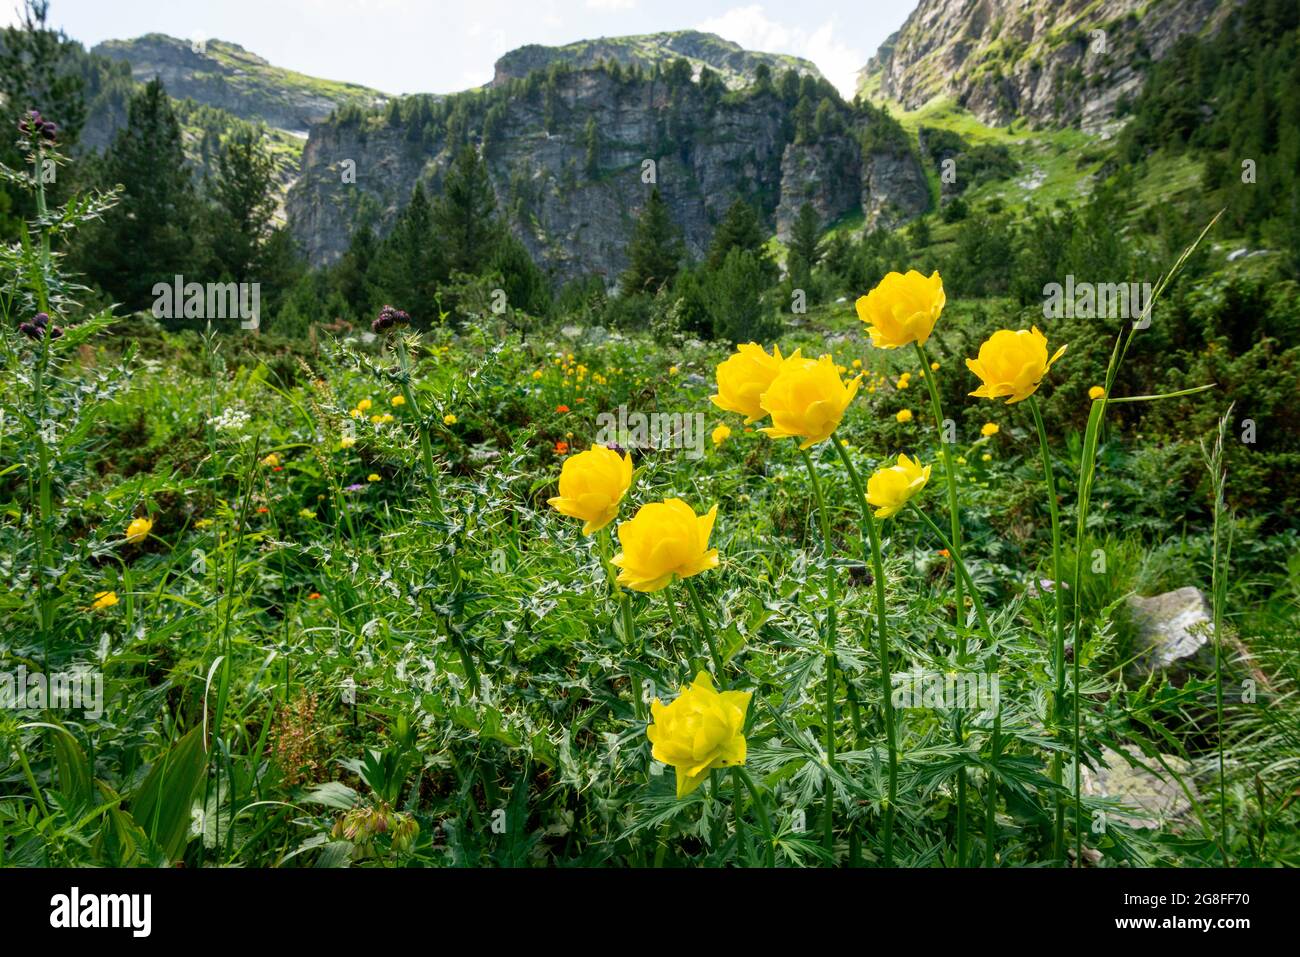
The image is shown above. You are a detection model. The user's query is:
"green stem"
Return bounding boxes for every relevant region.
[393,336,442,518]
[914,342,968,865]
[834,439,897,866]
[735,765,776,867]
[1028,394,1068,865]
[798,446,837,859]
[683,576,724,684]
[597,528,643,720]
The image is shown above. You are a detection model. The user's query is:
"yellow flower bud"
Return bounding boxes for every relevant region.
[125,517,153,543]
[90,590,118,610]
[356,398,372,412]
[759,354,860,450]
[855,270,946,349]
[611,498,719,592]
[711,424,731,447]
[896,408,913,423]
[1088,385,1105,400]
[547,444,634,536]
[390,395,406,406]
[866,453,931,519]
[711,343,788,424]
[646,671,750,798]
[981,422,999,437]
[966,326,1067,404]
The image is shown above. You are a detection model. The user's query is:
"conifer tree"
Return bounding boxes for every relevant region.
[620,187,684,297]
[432,145,503,275]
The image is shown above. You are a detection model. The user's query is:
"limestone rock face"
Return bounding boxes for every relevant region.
[1126,586,1214,677]
[857,0,1241,130]
[288,68,929,281]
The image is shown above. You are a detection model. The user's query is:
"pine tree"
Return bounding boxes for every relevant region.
[432,145,503,275]
[210,123,277,280]
[707,199,775,282]
[786,202,823,289]
[80,77,197,309]
[620,187,684,297]
[379,183,445,323]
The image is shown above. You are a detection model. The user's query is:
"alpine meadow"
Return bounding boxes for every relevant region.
[3,0,1300,887]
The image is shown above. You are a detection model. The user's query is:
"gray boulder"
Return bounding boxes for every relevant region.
[1126,586,1214,677]
[1080,744,1197,830]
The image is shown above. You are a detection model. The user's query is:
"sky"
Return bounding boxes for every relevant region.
[9,0,919,100]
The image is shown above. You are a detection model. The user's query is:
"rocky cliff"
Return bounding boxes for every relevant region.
[492,31,823,90]
[859,0,1242,130]
[92,34,386,134]
[288,66,928,283]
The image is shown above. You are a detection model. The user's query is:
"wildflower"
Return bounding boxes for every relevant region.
[357,398,373,413]
[930,361,940,371]
[896,372,911,389]
[646,672,750,798]
[711,343,789,424]
[532,370,543,380]
[367,473,381,482]
[90,590,118,610]
[957,456,967,465]
[759,354,860,449]
[371,304,410,333]
[257,506,269,514]
[547,444,632,535]
[125,517,152,543]
[855,270,945,349]
[194,518,213,529]
[554,440,570,455]
[391,395,406,407]
[712,424,731,447]
[966,327,1067,404]
[556,404,570,413]
[261,453,280,467]
[340,435,356,449]
[866,454,931,519]
[611,498,719,592]
[938,548,950,558]
[981,422,999,437]
[350,408,363,419]
[307,592,322,600]
[669,365,678,375]
[345,483,366,493]
[299,508,316,519]
[1088,385,1105,400]
[852,358,862,369]
[896,409,913,423]
[443,413,458,425]
[982,453,992,462]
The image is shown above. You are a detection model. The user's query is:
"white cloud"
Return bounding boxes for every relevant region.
[586,0,637,10]
[697,5,864,99]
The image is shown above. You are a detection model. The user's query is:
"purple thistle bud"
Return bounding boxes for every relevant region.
[39,121,57,141]
[50,326,64,339]
[19,322,39,339]
[33,312,49,327]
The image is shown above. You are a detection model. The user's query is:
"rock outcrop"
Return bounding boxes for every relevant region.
[858,0,1242,131]
[288,67,928,282]
[1126,586,1214,678]
[492,31,822,91]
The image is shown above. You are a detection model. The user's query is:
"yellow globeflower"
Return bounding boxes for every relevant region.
[90,590,118,610]
[611,498,719,592]
[711,424,731,447]
[367,473,381,482]
[547,444,634,536]
[261,452,280,467]
[966,326,1067,404]
[896,408,913,423]
[711,343,789,424]
[356,398,372,412]
[759,354,860,450]
[866,453,932,519]
[646,671,751,798]
[125,517,152,543]
[443,414,458,425]
[340,435,356,449]
[391,395,406,407]
[855,270,946,349]
[981,422,999,437]
[1088,385,1106,400]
